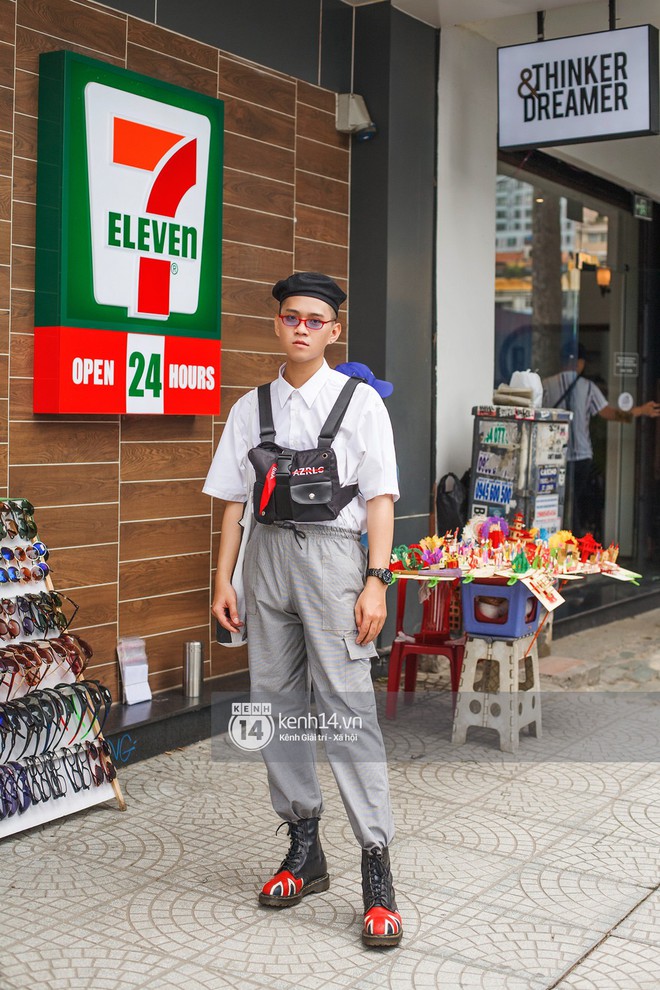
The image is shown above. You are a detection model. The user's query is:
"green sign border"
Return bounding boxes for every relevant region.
[35,50,223,340]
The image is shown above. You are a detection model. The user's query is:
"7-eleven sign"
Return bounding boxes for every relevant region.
[34,52,223,415]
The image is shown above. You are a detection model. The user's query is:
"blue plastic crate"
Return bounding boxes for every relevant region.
[461,577,541,638]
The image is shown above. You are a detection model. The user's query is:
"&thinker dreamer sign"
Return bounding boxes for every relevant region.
[498,25,659,150]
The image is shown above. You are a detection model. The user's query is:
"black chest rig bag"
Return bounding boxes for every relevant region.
[247,376,361,524]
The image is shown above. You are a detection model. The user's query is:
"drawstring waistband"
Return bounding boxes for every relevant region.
[273,520,307,549]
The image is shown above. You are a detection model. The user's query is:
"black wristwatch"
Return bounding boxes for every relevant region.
[366,567,394,586]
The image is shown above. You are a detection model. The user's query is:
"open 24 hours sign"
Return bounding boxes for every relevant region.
[34,52,223,414]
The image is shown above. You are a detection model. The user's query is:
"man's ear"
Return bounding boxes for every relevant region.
[330,321,342,343]
[273,314,281,338]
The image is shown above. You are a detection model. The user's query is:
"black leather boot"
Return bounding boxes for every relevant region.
[361,846,402,946]
[259,817,330,907]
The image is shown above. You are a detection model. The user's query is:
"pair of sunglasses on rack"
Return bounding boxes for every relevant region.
[0,740,116,815]
[0,591,78,639]
[0,562,50,585]
[0,679,113,760]
[0,542,49,563]
[0,500,37,541]
[0,634,93,694]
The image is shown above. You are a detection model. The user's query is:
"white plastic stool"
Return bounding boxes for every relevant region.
[451,633,542,753]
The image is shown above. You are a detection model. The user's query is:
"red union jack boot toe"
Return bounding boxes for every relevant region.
[361,846,402,947]
[258,817,330,908]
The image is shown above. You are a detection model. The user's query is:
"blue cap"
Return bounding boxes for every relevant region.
[335,362,393,398]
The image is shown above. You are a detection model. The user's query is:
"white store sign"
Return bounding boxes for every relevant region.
[498,25,659,149]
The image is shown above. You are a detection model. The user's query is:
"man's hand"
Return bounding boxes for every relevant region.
[355,580,387,645]
[635,400,660,418]
[212,579,243,634]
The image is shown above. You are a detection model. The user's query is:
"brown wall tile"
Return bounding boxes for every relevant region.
[297,80,335,113]
[296,135,349,183]
[224,167,294,218]
[222,277,277,319]
[120,516,211,562]
[11,244,34,290]
[142,625,212,682]
[120,415,212,443]
[221,350,283,388]
[222,241,292,283]
[297,102,349,150]
[74,622,118,667]
[127,43,216,98]
[0,85,12,134]
[0,174,10,219]
[13,112,36,160]
[63,580,118,628]
[120,479,210,522]
[224,131,294,185]
[0,311,8,352]
[128,17,217,70]
[9,422,119,463]
[12,157,36,205]
[218,55,295,116]
[219,386,252,422]
[11,199,35,247]
[9,462,119,506]
[37,502,119,549]
[0,41,14,89]
[0,218,9,265]
[223,96,295,149]
[295,238,347,279]
[211,639,248,677]
[52,543,118,590]
[120,441,211,483]
[0,0,16,45]
[223,204,293,252]
[0,132,11,175]
[296,170,348,214]
[294,204,348,247]
[14,69,37,117]
[222,315,282,355]
[18,0,127,59]
[119,588,210,638]
[120,551,209,601]
[14,25,124,74]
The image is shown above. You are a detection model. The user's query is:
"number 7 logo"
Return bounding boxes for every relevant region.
[113,118,197,318]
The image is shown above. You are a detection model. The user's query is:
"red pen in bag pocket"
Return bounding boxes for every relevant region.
[259,462,277,514]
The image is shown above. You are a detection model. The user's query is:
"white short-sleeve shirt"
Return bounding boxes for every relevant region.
[203,361,399,532]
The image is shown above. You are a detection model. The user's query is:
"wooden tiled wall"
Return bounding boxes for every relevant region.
[0,0,350,696]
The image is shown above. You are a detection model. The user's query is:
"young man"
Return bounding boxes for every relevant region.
[203,271,402,947]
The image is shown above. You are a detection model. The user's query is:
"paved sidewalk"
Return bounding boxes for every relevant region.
[1,668,658,990]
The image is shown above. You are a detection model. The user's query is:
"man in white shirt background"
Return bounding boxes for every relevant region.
[543,341,660,535]
[204,272,403,948]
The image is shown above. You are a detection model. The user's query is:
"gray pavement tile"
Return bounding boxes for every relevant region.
[356,950,546,990]
[534,821,660,888]
[474,781,614,829]
[398,907,604,983]
[466,864,648,930]
[553,935,660,989]
[613,890,660,945]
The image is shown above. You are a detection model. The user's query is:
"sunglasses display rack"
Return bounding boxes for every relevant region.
[0,499,126,839]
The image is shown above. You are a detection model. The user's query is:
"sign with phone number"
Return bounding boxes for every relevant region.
[34,326,220,415]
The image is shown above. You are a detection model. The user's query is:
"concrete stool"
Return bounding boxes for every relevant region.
[451,633,542,753]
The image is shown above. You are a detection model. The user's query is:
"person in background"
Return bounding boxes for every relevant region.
[543,342,660,534]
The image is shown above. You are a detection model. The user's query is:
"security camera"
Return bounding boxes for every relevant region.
[335,94,377,141]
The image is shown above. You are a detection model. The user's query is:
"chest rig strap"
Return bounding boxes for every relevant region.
[256,375,362,448]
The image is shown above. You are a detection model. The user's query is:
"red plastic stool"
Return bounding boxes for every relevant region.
[386,576,465,719]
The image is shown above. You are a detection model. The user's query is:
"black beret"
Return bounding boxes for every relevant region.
[272,272,346,314]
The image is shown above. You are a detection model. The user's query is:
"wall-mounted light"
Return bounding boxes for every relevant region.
[335,94,377,141]
[596,266,612,295]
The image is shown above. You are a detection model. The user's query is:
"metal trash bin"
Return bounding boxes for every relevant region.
[183,641,204,697]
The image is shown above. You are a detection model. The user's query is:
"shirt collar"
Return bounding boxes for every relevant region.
[275,361,332,409]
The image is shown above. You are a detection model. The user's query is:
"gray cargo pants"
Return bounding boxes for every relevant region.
[243,522,395,851]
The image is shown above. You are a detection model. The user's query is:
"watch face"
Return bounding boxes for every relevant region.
[383,569,393,584]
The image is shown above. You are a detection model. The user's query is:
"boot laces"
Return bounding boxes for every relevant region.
[276,820,305,873]
[366,849,390,906]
